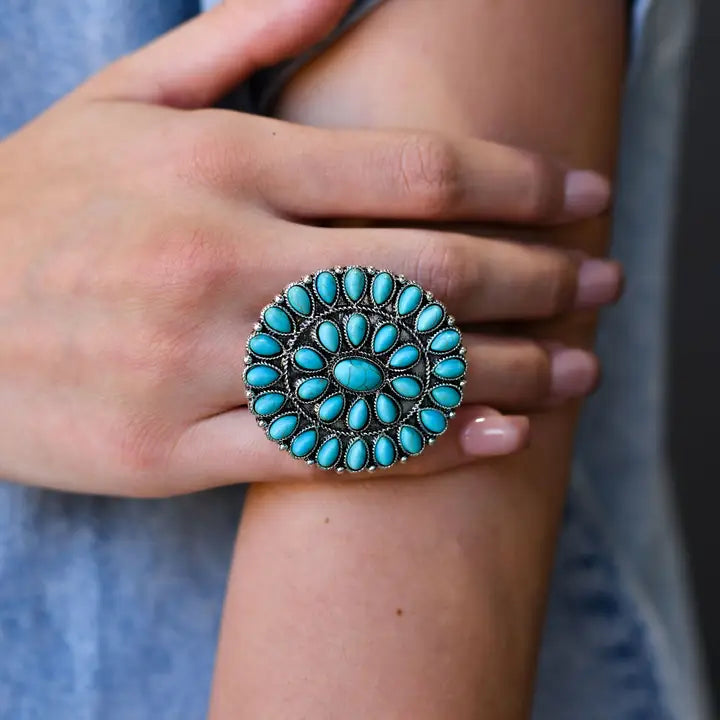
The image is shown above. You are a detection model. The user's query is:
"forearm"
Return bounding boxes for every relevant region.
[210,1,625,718]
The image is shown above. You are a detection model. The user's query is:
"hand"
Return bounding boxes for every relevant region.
[0,0,620,496]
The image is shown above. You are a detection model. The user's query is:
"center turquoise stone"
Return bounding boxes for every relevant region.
[333,357,384,392]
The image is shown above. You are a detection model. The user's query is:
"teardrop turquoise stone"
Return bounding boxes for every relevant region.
[397,285,423,315]
[286,285,312,316]
[433,357,466,379]
[248,333,282,357]
[291,429,317,457]
[297,377,328,401]
[294,347,325,371]
[315,271,338,305]
[376,393,399,424]
[347,398,370,430]
[316,437,341,467]
[317,321,340,353]
[372,324,398,354]
[391,376,423,399]
[252,392,286,415]
[431,385,461,408]
[389,344,420,369]
[430,329,461,353]
[371,272,394,305]
[419,408,447,434]
[319,394,345,422]
[416,304,444,332]
[246,365,280,388]
[263,306,293,334]
[374,436,396,467]
[268,414,298,440]
[346,313,368,347]
[398,425,424,455]
[346,438,368,471]
[333,358,384,392]
[343,267,366,301]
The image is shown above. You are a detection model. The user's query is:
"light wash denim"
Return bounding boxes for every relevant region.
[0,1,710,718]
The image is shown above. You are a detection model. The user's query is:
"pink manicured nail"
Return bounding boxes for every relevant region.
[548,347,599,398]
[461,413,530,457]
[564,170,611,218]
[575,259,623,308]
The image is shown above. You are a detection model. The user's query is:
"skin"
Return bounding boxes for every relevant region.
[0,0,620,498]
[210,1,626,718]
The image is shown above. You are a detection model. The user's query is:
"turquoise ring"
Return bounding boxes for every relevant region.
[244,267,467,472]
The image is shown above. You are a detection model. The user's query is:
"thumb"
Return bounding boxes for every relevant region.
[78,0,354,108]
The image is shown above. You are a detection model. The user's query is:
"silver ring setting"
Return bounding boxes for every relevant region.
[244,266,467,472]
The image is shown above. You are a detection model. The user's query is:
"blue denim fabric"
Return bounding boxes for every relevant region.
[0,1,709,719]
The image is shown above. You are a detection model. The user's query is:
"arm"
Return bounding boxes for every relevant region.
[210,1,626,718]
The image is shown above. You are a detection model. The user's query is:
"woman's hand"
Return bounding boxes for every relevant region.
[0,0,620,496]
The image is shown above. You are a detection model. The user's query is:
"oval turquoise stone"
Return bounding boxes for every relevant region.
[389,344,420,369]
[318,394,345,422]
[290,429,317,458]
[252,392,286,415]
[317,321,340,353]
[391,376,423,399]
[416,303,444,332]
[246,365,280,388]
[374,436,396,467]
[294,347,325,371]
[376,393,399,424]
[268,414,298,440]
[371,272,394,305]
[346,313,368,347]
[347,398,370,430]
[398,425,424,455]
[372,324,398,354]
[263,306,293,334]
[419,408,447,434]
[430,329,461,353]
[397,285,423,315]
[333,358,384,392]
[297,377,328,401]
[431,385,461,408]
[433,357,466,379]
[343,267,366,302]
[248,333,282,357]
[286,285,312,316]
[316,437,341,467]
[346,438,368,471]
[315,271,338,305]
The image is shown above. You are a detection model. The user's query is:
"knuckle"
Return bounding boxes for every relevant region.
[538,255,577,316]
[522,345,553,400]
[141,223,238,308]
[517,152,558,220]
[177,111,255,187]
[411,235,469,302]
[397,134,461,214]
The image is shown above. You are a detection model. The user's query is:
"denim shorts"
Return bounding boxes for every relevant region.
[0,1,709,718]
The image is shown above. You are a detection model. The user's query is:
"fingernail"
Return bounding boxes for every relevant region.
[548,347,599,399]
[575,259,623,308]
[564,170,611,218]
[461,413,530,457]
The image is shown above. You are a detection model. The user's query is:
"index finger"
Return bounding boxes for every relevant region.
[216,115,611,224]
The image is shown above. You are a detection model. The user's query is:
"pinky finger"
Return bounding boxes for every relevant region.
[168,406,530,492]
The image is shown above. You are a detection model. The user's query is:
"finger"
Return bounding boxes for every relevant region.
[288,225,623,322]
[213,119,610,223]
[167,404,529,491]
[461,335,599,409]
[77,0,355,107]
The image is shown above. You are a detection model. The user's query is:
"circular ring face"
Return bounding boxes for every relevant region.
[244,267,467,473]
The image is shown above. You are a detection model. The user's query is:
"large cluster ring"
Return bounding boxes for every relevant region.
[244,267,467,473]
